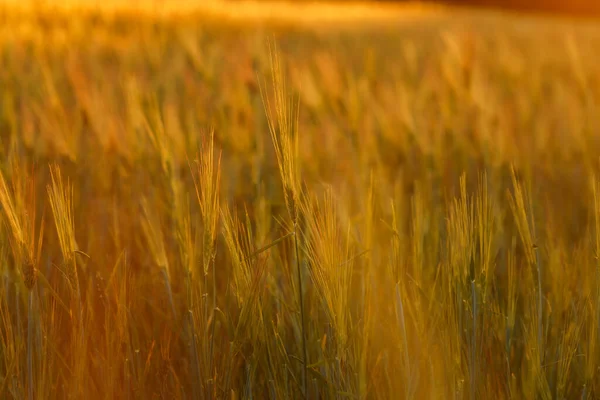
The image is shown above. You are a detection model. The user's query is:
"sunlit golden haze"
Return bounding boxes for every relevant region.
[0,0,600,399]
[0,0,448,24]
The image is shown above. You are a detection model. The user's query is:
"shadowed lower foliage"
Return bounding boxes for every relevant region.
[1,5,600,399]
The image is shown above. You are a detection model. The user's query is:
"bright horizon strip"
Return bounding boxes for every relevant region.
[0,0,453,23]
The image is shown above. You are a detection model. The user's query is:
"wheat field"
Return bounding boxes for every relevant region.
[1,2,600,399]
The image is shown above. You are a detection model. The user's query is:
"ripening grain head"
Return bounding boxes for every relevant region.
[0,170,24,248]
[140,196,170,277]
[302,186,353,351]
[221,205,252,308]
[191,129,222,277]
[47,164,77,264]
[260,40,301,224]
[0,165,44,290]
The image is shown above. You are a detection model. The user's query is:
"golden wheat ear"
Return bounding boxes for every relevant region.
[259,37,309,397]
[0,170,24,250]
[191,128,222,277]
[47,164,77,264]
[259,38,301,225]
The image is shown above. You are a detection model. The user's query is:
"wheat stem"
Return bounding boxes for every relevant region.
[294,225,308,399]
[394,283,410,397]
[27,290,34,400]
[470,279,477,400]
[188,309,202,400]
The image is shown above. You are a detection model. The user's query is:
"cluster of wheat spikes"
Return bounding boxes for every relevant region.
[2,5,600,400]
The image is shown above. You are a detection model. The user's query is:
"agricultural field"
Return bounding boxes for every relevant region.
[1,1,600,399]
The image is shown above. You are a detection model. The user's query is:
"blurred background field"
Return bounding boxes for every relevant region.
[1,1,600,399]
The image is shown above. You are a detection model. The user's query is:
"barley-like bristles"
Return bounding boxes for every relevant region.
[47,164,77,263]
[192,128,222,277]
[259,39,301,224]
[0,170,24,247]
